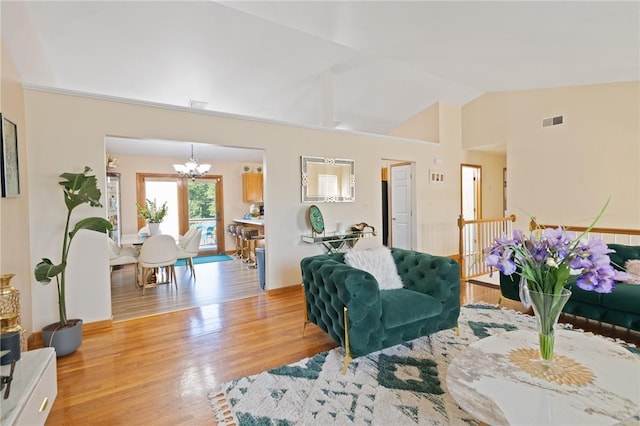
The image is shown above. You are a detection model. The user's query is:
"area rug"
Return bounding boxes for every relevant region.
[175,254,232,267]
[209,304,639,425]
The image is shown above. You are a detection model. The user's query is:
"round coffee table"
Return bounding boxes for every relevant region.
[446,329,640,425]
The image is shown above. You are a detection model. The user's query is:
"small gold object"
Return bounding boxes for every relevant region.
[0,274,22,333]
[508,347,594,386]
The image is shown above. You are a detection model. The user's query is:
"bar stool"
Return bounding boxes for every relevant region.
[247,234,265,268]
[241,228,261,266]
[233,225,246,258]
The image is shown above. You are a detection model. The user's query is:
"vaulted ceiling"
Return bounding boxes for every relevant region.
[3,1,639,140]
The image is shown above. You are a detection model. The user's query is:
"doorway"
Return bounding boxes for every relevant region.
[389,162,413,250]
[461,164,481,221]
[136,173,225,254]
[460,164,482,265]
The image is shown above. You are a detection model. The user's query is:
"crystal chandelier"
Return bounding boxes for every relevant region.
[173,144,211,181]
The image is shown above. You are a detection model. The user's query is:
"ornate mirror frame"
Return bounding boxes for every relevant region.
[301,156,355,203]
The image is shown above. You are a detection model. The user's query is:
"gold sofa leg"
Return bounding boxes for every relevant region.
[301,284,309,337]
[341,306,353,375]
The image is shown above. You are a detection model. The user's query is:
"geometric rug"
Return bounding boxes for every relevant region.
[175,254,232,267]
[208,304,639,425]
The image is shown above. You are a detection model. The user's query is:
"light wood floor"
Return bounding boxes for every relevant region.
[41,280,638,425]
[110,256,262,321]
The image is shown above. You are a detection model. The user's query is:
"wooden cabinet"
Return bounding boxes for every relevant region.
[242,173,263,203]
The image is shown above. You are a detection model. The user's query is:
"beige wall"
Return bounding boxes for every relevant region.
[24,89,461,330]
[461,151,507,219]
[464,81,640,229]
[461,92,509,151]
[389,102,509,250]
[388,102,440,143]
[0,42,33,335]
[108,154,262,251]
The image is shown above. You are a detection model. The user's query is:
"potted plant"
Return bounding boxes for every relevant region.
[34,167,112,356]
[136,198,168,236]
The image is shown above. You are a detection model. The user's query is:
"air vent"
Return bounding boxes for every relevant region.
[543,115,564,127]
[188,100,208,109]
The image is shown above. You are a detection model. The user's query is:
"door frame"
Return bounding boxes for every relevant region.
[388,161,415,250]
[460,164,482,220]
[135,173,225,254]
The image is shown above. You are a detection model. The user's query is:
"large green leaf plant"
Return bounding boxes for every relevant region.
[34,167,112,326]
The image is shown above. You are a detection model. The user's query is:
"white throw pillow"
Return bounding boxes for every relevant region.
[344,246,404,290]
[622,259,640,285]
[351,236,384,251]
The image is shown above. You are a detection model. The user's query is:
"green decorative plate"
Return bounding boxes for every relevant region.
[308,205,325,235]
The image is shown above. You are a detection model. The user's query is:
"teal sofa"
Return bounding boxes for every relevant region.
[500,243,640,331]
[301,248,460,371]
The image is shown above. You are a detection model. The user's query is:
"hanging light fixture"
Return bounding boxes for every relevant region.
[173,144,211,181]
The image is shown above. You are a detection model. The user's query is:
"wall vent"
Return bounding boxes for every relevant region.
[543,115,564,127]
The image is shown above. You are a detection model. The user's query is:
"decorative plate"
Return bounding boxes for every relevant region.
[308,205,325,235]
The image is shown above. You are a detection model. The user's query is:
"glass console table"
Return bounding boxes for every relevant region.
[301,231,373,253]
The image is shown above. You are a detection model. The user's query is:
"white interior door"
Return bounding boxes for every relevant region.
[390,163,412,250]
[461,165,480,221]
[461,165,481,257]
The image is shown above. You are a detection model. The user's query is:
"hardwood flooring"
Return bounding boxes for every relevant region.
[40,279,638,425]
[110,256,261,321]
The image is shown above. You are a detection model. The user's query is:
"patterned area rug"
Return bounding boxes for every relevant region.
[209,304,638,425]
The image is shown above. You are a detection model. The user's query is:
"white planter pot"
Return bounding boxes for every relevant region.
[148,222,161,236]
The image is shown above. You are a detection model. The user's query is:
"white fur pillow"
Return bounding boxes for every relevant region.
[623,260,640,285]
[344,246,404,290]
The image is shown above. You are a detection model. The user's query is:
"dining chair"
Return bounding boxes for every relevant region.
[137,235,178,295]
[108,237,139,284]
[176,228,202,279]
[205,226,215,244]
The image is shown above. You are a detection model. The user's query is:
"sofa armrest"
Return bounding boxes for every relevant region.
[301,254,384,354]
[608,244,640,271]
[391,248,460,314]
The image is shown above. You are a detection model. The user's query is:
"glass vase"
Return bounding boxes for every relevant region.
[528,288,572,361]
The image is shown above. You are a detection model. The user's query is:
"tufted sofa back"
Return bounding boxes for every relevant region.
[301,248,460,357]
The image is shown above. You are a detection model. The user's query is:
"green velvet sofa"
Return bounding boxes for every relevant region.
[301,248,460,371]
[500,243,640,331]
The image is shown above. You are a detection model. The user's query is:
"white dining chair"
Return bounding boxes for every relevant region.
[177,228,202,279]
[137,235,178,295]
[108,237,139,284]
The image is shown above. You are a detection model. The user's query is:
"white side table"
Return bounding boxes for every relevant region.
[446,329,640,425]
[0,348,57,426]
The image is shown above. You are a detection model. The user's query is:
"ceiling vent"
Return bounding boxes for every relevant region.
[188,100,208,109]
[542,115,564,127]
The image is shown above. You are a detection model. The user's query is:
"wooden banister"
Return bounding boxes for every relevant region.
[529,217,640,236]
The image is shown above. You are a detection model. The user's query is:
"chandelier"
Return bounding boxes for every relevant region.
[173,144,211,181]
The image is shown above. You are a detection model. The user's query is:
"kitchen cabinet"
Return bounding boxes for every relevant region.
[242,172,263,203]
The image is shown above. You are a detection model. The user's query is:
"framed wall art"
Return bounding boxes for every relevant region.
[1,114,20,197]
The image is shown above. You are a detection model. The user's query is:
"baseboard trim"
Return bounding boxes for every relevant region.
[28,319,113,350]
[267,284,302,297]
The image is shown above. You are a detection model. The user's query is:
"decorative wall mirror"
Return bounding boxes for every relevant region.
[301,156,355,202]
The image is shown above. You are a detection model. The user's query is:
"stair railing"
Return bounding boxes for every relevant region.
[457,214,517,280]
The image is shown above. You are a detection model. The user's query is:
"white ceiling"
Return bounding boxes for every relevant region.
[2,1,639,158]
